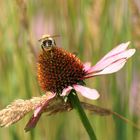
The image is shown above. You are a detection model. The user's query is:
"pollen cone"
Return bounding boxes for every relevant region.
[37,47,86,93]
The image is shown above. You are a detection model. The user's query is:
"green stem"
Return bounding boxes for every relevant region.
[68,91,97,140]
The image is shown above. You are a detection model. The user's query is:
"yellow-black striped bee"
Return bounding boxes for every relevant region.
[39,34,58,51]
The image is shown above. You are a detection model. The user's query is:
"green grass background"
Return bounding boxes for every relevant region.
[0,0,140,140]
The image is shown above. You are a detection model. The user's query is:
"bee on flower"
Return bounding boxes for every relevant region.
[25,34,135,131]
[0,34,136,131]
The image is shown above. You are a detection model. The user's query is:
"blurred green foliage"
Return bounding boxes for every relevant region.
[0,0,140,140]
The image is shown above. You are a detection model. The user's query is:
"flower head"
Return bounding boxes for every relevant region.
[38,37,135,99]
[26,35,136,130]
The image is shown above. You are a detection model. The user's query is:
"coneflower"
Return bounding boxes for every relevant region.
[25,34,135,131]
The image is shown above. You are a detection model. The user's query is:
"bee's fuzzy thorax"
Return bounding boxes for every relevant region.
[37,47,86,94]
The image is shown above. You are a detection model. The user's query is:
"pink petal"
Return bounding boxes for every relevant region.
[34,106,42,117]
[24,113,41,132]
[73,85,100,100]
[83,62,92,71]
[87,48,135,73]
[24,92,56,131]
[61,86,73,96]
[89,59,127,76]
[98,41,130,63]
[33,92,56,117]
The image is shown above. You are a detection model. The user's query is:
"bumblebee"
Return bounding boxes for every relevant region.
[39,34,58,51]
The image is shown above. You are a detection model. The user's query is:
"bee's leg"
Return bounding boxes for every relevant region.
[41,45,48,56]
[41,44,45,52]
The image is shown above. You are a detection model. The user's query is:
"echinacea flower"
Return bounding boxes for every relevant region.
[25,35,135,131]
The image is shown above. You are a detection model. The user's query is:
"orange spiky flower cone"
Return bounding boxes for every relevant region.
[38,47,86,94]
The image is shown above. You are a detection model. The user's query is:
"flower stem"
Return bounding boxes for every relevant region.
[68,91,97,140]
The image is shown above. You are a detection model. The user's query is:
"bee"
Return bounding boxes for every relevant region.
[38,34,60,58]
[38,34,59,51]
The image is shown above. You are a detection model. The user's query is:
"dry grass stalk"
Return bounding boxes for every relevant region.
[0,92,60,127]
[0,94,139,130]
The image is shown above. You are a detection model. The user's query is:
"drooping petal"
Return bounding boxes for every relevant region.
[83,62,92,71]
[61,86,73,96]
[24,92,56,132]
[73,85,100,100]
[34,106,43,118]
[24,113,41,132]
[33,92,56,117]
